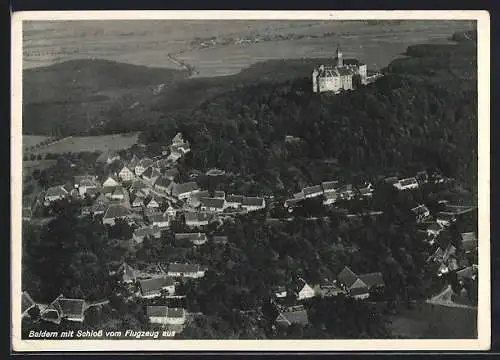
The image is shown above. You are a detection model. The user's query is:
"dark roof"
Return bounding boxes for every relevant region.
[168,263,201,273]
[337,266,358,288]
[399,177,418,187]
[172,182,199,196]
[147,305,168,317]
[175,233,207,242]
[358,272,385,288]
[303,185,322,195]
[226,195,244,203]
[349,286,370,296]
[213,236,228,244]
[154,176,172,188]
[214,191,225,199]
[242,197,265,206]
[185,211,213,223]
[200,197,225,209]
[411,204,430,215]
[167,308,185,318]
[139,277,174,294]
[45,186,68,197]
[22,292,36,313]
[277,309,309,326]
[322,181,339,191]
[56,298,85,317]
[103,204,131,219]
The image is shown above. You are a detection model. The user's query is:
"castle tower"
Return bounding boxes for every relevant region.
[336,44,343,68]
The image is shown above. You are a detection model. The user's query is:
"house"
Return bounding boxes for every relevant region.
[272,286,288,299]
[147,306,186,325]
[141,167,161,184]
[131,194,146,210]
[199,197,225,213]
[393,177,419,191]
[212,235,228,245]
[315,281,346,298]
[128,154,140,170]
[323,191,338,205]
[145,196,161,209]
[293,192,305,199]
[206,168,226,177]
[460,232,478,253]
[133,225,162,244]
[96,150,120,165]
[293,277,315,300]
[415,170,429,184]
[110,186,127,201]
[163,168,179,181]
[225,195,244,209]
[241,197,266,211]
[171,182,200,200]
[74,175,100,197]
[164,205,177,219]
[437,263,449,277]
[96,193,110,205]
[358,185,374,198]
[338,184,355,200]
[135,158,154,176]
[171,132,186,146]
[275,306,309,327]
[284,198,304,210]
[175,232,208,246]
[411,204,431,223]
[302,185,323,199]
[116,262,142,283]
[166,263,206,278]
[139,277,175,298]
[457,266,478,283]
[214,190,225,199]
[40,295,86,324]
[44,185,69,203]
[118,166,136,182]
[102,204,131,225]
[427,222,444,237]
[154,176,174,194]
[90,202,107,216]
[129,179,149,194]
[149,213,170,229]
[22,291,37,318]
[337,266,384,300]
[321,181,339,194]
[167,151,183,162]
[436,212,457,227]
[102,176,120,188]
[185,212,214,228]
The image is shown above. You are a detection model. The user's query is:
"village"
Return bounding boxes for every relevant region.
[21,129,478,336]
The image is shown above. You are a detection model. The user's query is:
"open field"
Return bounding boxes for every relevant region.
[390,303,477,339]
[23,20,474,76]
[28,132,140,155]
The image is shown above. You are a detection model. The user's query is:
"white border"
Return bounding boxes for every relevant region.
[11,10,490,352]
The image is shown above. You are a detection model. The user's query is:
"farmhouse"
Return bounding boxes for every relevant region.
[166,263,206,278]
[393,177,419,191]
[172,182,200,200]
[225,195,244,209]
[135,158,154,176]
[118,166,136,182]
[102,204,131,225]
[147,306,186,325]
[175,232,208,246]
[337,266,384,300]
[199,197,225,213]
[293,277,315,301]
[241,197,266,211]
[41,295,86,324]
[302,185,323,199]
[139,277,175,298]
[185,212,214,227]
[44,185,69,203]
[275,306,309,327]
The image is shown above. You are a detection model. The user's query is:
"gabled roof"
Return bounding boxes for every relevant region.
[242,197,265,207]
[45,186,68,197]
[103,204,131,219]
[111,187,126,197]
[411,204,430,216]
[200,197,225,209]
[22,291,36,313]
[276,309,309,326]
[139,277,174,294]
[358,272,385,288]
[226,195,244,203]
[119,262,140,282]
[456,266,477,280]
[171,132,185,145]
[303,185,323,195]
[74,175,98,184]
[55,297,86,318]
[147,305,168,317]
[96,193,110,203]
[128,154,140,169]
[214,190,225,199]
[399,177,418,187]
[185,211,213,223]
[337,266,358,288]
[167,308,186,318]
[322,181,339,191]
[119,165,134,174]
[168,263,202,273]
[349,286,370,297]
[172,181,199,196]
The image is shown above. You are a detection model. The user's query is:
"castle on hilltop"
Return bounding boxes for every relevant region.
[312,45,368,94]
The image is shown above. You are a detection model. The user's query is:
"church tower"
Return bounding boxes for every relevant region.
[336,44,343,68]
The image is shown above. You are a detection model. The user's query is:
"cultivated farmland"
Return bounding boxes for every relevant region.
[28,132,140,155]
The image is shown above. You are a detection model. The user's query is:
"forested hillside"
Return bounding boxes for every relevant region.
[141,36,478,192]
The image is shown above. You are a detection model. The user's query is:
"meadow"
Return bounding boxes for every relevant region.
[27,132,140,155]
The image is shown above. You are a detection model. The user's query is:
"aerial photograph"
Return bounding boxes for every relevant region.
[19,17,479,342]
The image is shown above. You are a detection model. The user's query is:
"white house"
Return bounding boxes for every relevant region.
[294,278,316,300]
[323,191,338,205]
[241,197,266,211]
[118,166,136,182]
[139,277,175,298]
[393,177,419,191]
[149,213,170,229]
[102,176,120,187]
[302,185,323,199]
[167,263,206,278]
[147,306,186,325]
